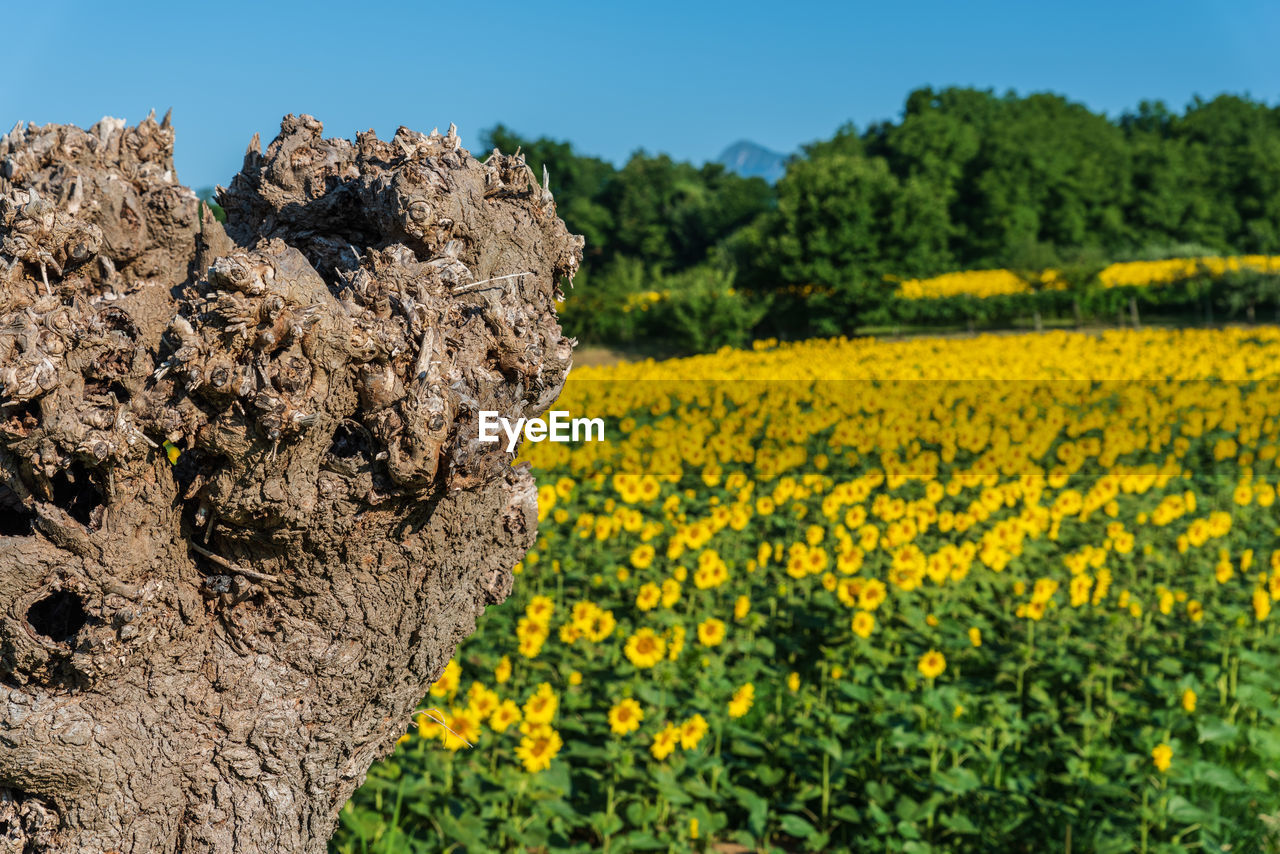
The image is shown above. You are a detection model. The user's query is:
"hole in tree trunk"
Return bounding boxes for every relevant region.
[107,381,131,402]
[26,591,88,644]
[0,400,40,438]
[83,379,132,404]
[49,461,103,528]
[0,510,33,537]
[329,422,372,460]
[0,486,33,536]
[170,445,214,496]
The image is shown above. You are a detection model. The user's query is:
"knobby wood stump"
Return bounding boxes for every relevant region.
[0,112,582,853]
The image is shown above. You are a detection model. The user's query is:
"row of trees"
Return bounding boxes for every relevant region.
[484,88,1280,348]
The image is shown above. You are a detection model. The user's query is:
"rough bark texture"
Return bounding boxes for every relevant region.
[0,113,582,853]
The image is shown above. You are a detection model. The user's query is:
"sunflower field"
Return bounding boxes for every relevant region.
[893,256,1280,300]
[334,328,1280,853]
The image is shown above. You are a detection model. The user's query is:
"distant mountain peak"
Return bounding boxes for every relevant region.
[716,140,787,184]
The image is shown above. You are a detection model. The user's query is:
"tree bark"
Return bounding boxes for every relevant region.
[0,113,582,852]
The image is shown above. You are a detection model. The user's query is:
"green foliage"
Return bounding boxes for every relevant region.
[769,154,953,292]
[483,90,1280,350]
[557,260,772,354]
[479,125,772,275]
[1004,238,1060,287]
[1119,242,1228,262]
[664,265,770,353]
[555,256,655,344]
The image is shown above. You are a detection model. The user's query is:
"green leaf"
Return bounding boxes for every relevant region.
[1166,795,1212,824]
[1188,761,1248,793]
[540,761,573,795]
[831,804,861,824]
[778,814,815,839]
[590,811,623,837]
[934,766,981,795]
[1236,684,1280,721]
[868,801,893,830]
[755,764,785,787]
[728,737,766,758]
[437,812,486,848]
[539,797,579,823]
[895,796,925,822]
[828,712,857,734]
[1196,717,1239,745]
[940,812,980,834]
[896,819,923,840]
[518,819,551,849]
[733,786,769,838]
[1027,683,1052,708]
[866,780,896,804]
[682,775,714,799]
[1237,648,1280,673]
[1249,727,1280,760]
[839,683,873,703]
[568,744,609,762]
[635,683,667,707]
[625,800,659,826]
[617,831,668,850]
[651,767,693,804]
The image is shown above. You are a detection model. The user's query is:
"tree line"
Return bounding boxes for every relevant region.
[491,87,1280,347]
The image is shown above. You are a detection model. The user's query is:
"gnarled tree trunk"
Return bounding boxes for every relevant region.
[0,112,582,852]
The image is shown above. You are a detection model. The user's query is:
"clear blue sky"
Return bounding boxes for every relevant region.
[3,0,1277,191]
